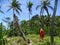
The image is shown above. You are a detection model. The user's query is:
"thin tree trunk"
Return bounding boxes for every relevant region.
[50,0,58,43]
[13,9,14,15]
[41,9,44,29]
[41,15,44,29]
[29,13,30,20]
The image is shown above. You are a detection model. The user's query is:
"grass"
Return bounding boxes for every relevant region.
[3,34,60,45]
[27,34,60,45]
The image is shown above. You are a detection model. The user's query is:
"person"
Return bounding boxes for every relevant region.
[40,28,44,41]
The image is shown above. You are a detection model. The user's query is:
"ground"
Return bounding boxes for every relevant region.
[4,34,60,45]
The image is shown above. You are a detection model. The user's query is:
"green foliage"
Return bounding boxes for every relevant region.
[1,15,60,37]
[20,15,60,36]
[0,23,8,45]
[8,28,19,37]
[3,30,9,36]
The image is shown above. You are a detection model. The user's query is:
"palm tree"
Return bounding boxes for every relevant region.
[27,1,33,32]
[50,0,58,44]
[7,0,29,44]
[27,1,33,20]
[36,0,53,29]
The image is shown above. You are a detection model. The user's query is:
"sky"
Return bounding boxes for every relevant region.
[0,0,60,27]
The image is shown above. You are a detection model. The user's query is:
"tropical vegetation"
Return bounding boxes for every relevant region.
[0,0,59,45]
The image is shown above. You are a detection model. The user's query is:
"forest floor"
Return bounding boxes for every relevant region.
[5,34,60,45]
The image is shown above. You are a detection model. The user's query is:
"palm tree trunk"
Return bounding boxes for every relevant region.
[13,9,14,15]
[41,9,44,29]
[13,14,30,44]
[41,15,44,29]
[29,13,30,20]
[50,0,58,43]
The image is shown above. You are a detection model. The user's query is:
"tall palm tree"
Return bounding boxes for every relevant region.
[36,0,53,29]
[50,0,58,44]
[27,1,33,32]
[27,1,33,20]
[7,0,29,44]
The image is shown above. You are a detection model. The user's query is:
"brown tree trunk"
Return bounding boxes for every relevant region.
[13,14,30,44]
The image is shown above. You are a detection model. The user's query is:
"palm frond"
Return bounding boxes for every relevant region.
[18,3,22,5]
[40,7,43,16]
[0,10,4,14]
[2,19,8,23]
[15,9,20,15]
[5,17,11,20]
[36,5,41,10]
[17,7,22,12]
[7,7,12,12]
[44,6,49,16]
[47,5,53,10]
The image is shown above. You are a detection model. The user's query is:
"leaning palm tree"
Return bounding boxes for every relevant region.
[27,1,33,20]
[50,0,58,44]
[36,0,53,29]
[7,0,29,44]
